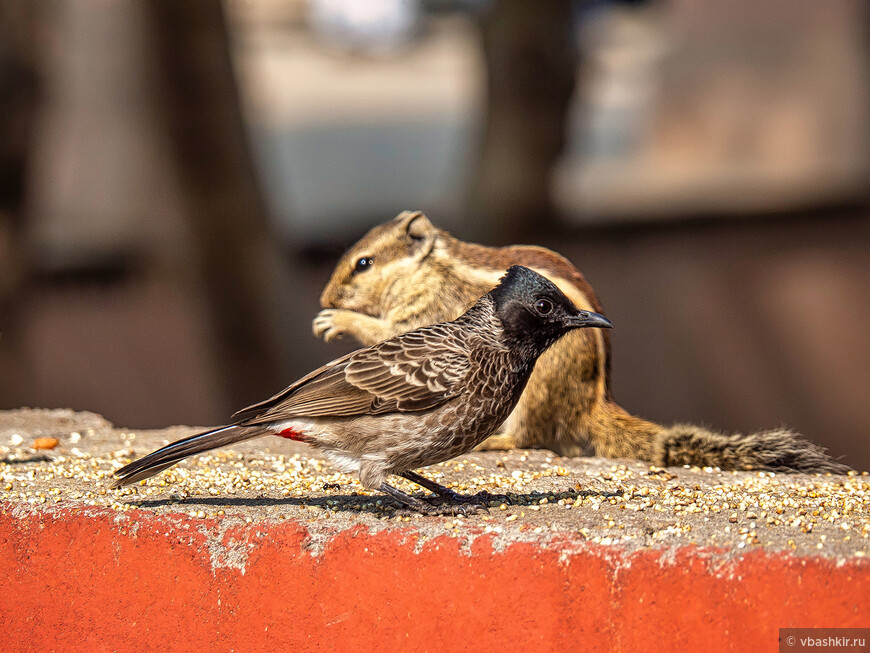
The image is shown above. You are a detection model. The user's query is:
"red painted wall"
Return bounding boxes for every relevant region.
[2,506,867,652]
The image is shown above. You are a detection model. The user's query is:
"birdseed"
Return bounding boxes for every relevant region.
[1,409,868,557]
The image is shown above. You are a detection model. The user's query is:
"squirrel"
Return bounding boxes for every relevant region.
[312,210,848,473]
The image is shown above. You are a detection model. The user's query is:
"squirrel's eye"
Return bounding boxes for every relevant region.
[353,257,374,274]
[534,298,553,315]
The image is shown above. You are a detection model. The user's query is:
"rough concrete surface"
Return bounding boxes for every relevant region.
[2,409,869,652]
[2,408,868,557]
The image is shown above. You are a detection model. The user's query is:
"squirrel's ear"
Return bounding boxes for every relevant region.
[393,210,429,233]
[396,210,436,258]
[406,212,433,240]
[393,209,421,224]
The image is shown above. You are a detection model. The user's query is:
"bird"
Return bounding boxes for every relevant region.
[112,265,613,514]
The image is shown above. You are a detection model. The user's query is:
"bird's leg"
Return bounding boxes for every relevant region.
[378,482,440,513]
[378,482,484,516]
[400,470,462,500]
[400,470,510,507]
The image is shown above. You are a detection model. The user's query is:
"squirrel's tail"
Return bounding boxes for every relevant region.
[652,423,849,474]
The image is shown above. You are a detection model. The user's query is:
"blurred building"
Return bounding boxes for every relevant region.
[557,0,869,222]
[229,0,484,243]
[1,0,868,468]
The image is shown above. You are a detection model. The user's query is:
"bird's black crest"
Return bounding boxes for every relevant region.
[491,265,559,302]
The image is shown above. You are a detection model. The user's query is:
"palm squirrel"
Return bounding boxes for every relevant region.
[312,210,848,473]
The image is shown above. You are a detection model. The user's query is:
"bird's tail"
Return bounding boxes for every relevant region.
[653,424,850,474]
[111,425,263,488]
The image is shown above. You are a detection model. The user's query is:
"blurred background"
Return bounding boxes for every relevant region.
[1,0,868,468]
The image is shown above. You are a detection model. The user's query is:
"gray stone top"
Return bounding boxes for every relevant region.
[2,409,867,559]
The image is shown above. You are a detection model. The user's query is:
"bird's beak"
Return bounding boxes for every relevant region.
[568,310,613,330]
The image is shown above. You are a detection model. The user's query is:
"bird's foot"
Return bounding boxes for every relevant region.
[379,482,490,516]
[398,470,510,509]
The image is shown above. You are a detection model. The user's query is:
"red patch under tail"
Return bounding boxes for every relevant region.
[275,427,307,442]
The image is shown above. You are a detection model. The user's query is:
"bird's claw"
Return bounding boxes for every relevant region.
[470,490,513,506]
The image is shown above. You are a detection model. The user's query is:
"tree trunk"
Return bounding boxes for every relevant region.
[145,1,291,408]
[470,0,577,244]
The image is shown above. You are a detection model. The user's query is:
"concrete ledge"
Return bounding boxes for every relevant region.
[2,410,869,651]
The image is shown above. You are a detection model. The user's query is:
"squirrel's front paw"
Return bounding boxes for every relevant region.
[312,308,356,342]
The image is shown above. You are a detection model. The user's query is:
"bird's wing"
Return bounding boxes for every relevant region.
[234,325,473,424]
[344,327,472,411]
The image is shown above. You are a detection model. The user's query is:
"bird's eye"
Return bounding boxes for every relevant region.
[534,298,553,315]
[353,257,374,274]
